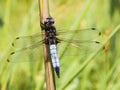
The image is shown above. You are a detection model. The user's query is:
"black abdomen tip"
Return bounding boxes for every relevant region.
[54,67,60,78]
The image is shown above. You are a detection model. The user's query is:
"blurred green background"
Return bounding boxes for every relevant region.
[0,0,120,90]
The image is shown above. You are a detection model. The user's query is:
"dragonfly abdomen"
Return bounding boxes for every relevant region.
[50,44,60,78]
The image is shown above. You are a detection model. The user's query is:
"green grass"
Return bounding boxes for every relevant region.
[0,0,120,90]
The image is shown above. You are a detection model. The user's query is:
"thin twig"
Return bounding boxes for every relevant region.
[38,0,56,90]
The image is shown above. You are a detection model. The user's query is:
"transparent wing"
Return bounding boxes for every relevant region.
[57,28,101,41]
[11,33,42,49]
[58,40,101,58]
[7,41,44,63]
[57,28,101,58]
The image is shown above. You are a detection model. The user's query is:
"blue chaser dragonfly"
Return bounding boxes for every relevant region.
[7,17,101,78]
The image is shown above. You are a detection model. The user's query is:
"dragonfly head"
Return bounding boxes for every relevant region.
[44,17,54,26]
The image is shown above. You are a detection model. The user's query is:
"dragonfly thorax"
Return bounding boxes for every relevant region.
[42,18,59,45]
[44,29,58,45]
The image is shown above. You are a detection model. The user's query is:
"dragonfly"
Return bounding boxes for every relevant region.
[7,17,101,78]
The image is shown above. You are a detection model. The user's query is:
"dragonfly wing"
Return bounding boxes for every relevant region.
[57,37,101,58]
[12,33,42,49]
[57,28,101,41]
[57,28,101,56]
[7,41,44,63]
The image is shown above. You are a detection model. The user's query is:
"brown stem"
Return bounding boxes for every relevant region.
[38,0,56,90]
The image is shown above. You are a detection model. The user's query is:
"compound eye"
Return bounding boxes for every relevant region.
[50,19,54,24]
[45,18,54,24]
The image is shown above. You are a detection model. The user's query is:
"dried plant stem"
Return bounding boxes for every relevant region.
[38,0,56,90]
